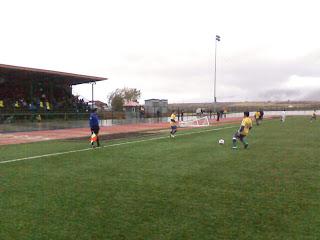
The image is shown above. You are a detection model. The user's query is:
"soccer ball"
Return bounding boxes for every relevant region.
[218,139,225,145]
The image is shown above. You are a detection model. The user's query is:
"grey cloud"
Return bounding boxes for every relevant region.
[218,51,320,100]
[112,49,320,102]
[259,89,303,101]
[303,90,320,100]
[260,89,320,101]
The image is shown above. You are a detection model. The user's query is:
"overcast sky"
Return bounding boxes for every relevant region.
[1,0,320,103]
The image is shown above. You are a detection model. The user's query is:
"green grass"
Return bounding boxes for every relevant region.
[1,117,320,239]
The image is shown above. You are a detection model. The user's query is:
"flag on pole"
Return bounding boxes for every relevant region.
[90,133,97,144]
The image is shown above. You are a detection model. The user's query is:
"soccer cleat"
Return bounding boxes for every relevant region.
[244,143,249,149]
[232,146,238,149]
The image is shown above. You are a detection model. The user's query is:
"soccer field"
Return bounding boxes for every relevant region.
[1,117,319,239]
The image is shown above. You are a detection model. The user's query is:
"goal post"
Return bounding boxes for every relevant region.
[179,116,210,128]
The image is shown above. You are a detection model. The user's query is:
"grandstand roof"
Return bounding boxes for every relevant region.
[0,64,107,85]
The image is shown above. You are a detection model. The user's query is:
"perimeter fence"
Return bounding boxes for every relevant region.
[0,109,317,133]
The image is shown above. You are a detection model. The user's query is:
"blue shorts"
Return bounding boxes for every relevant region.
[234,132,245,141]
[171,125,177,130]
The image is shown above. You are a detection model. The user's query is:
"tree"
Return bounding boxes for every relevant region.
[123,88,141,102]
[108,87,141,111]
[110,94,124,112]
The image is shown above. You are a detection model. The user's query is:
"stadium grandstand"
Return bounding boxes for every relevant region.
[0,64,107,121]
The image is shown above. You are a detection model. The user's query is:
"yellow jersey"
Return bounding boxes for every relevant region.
[240,117,252,136]
[254,111,261,118]
[46,101,51,110]
[170,113,176,126]
[14,101,20,108]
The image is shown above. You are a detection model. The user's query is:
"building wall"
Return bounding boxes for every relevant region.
[144,99,168,117]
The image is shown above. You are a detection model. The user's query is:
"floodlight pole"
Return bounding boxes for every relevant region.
[214,35,220,114]
[91,82,96,109]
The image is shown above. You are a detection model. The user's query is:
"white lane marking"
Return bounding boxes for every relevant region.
[0,126,235,165]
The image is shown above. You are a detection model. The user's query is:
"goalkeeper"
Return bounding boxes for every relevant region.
[232,111,252,149]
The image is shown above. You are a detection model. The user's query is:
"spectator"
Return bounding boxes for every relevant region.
[223,109,227,118]
[220,110,224,119]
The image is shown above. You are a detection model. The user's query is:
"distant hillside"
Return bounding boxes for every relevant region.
[168,101,320,112]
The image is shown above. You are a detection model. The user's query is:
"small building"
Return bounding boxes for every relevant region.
[123,100,140,118]
[144,99,168,117]
[90,100,109,111]
[123,100,140,113]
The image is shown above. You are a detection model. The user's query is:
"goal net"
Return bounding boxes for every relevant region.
[179,116,210,128]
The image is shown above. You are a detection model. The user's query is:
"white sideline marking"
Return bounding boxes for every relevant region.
[0,126,235,165]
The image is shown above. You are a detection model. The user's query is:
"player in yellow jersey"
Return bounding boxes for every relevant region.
[254,110,261,126]
[170,111,177,138]
[232,111,253,149]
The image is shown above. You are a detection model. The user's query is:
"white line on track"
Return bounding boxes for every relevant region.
[0,126,235,165]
